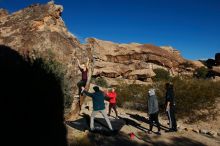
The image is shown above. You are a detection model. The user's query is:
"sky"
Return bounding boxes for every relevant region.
[0,0,220,60]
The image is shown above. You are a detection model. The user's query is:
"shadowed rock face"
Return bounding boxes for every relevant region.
[211,53,220,76]
[0,3,93,120]
[0,45,68,146]
[215,53,220,65]
[87,38,200,85]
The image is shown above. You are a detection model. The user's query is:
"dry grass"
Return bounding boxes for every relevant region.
[116,78,220,123]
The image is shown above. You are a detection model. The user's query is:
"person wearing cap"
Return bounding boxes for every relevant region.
[147,88,161,135]
[81,86,113,131]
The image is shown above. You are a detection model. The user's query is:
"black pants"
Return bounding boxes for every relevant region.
[108,103,118,117]
[166,106,177,130]
[77,80,87,96]
[149,112,160,131]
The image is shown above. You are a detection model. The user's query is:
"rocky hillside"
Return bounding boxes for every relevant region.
[0,2,93,120]
[0,1,207,95]
[87,38,204,86]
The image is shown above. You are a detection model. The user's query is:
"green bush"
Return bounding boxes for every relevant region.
[179,61,194,68]
[194,67,208,79]
[115,78,220,123]
[154,78,220,122]
[92,77,108,88]
[32,58,72,109]
[115,83,150,110]
[153,68,171,81]
[29,49,74,109]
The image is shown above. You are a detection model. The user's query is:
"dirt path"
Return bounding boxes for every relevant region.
[66,100,220,146]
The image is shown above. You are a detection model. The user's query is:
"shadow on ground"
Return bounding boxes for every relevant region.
[136,132,207,146]
[127,113,170,131]
[69,130,207,146]
[67,112,207,146]
[66,113,125,136]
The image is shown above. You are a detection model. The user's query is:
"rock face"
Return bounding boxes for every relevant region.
[212,66,220,76]
[207,53,220,77]
[215,53,220,65]
[0,2,93,120]
[87,38,199,85]
[0,9,8,18]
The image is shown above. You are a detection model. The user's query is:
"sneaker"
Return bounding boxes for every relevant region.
[89,128,95,132]
[115,116,120,119]
[148,130,152,134]
[96,127,102,131]
[172,128,177,132]
[156,131,161,135]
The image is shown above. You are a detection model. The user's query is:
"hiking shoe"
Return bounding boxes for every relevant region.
[96,127,102,131]
[89,128,95,132]
[110,130,118,135]
[172,128,177,132]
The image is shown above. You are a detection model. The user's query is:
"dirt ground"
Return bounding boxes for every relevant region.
[66,100,220,146]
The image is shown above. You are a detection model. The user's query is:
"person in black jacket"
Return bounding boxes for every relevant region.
[165,83,177,132]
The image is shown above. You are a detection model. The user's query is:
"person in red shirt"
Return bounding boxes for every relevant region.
[106,88,119,119]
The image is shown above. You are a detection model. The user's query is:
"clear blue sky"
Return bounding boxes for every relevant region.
[1,0,220,60]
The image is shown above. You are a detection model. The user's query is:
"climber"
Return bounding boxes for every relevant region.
[77,58,89,96]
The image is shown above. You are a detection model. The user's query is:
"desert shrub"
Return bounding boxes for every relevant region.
[174,79,220,121]
[194,67,208,79]
[116,77,220,123]
[206,58,216,68]
[154,78,220,122]
[179,61,194,68]
[32,58,72,109]
[153,68,171,81]
[91,77,108,88]
[115,83,151,111]
[29,49,74,109]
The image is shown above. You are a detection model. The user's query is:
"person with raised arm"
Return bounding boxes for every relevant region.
[77,58,89,96]
[81,86,113,132]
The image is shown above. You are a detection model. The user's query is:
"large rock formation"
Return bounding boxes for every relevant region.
[0,2,93,120]
[87,38,200,85]
[211,53,220,76]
